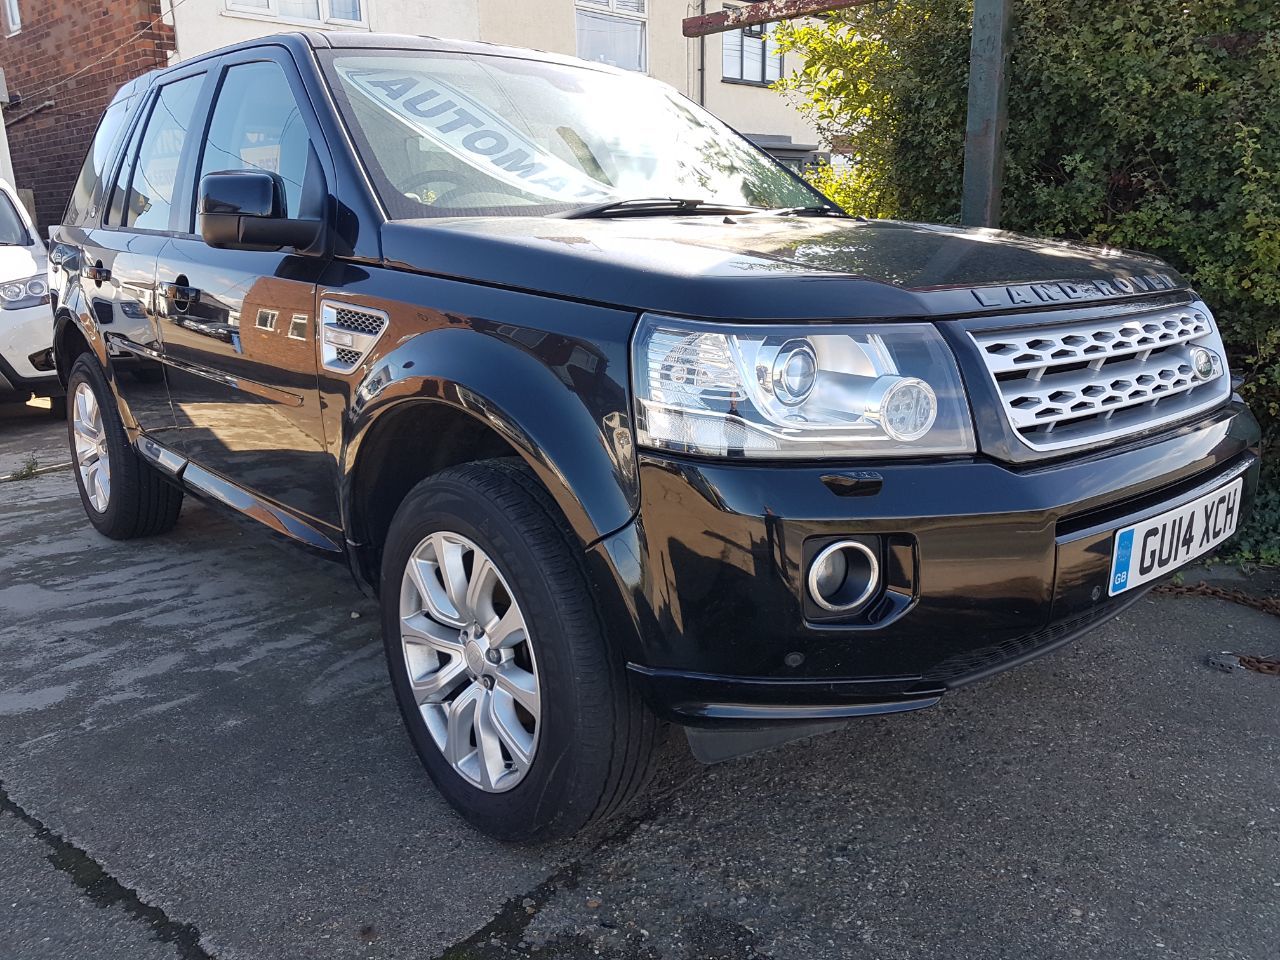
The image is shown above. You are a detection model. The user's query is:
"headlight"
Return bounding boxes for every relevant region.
[632,315,975,458]
[1,274,50,309]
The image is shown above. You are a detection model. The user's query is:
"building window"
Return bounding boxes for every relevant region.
[722,11,783,86]
[224,0,365,26]
[2,0,19,35]
[576,0,647,73]
[255,309,278,332]
[287,314,308,340]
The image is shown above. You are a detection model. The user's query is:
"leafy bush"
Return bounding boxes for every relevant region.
[1231,463,1280,565]
[776,1,1280,563]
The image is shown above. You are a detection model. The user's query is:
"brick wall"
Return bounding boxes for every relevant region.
[0,0,174,231]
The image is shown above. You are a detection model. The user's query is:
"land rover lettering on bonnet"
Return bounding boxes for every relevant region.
[49,33,1262,840]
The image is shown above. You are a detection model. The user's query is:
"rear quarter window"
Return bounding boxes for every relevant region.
[64,93,134,227]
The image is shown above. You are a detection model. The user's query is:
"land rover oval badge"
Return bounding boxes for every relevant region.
[1191,347,1216,379]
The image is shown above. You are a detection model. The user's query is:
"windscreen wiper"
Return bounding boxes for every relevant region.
[752,205,849,217]
[563,197,765,219]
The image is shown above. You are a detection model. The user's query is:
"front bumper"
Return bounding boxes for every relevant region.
[0,301,59,399]
[588,400,1262,725]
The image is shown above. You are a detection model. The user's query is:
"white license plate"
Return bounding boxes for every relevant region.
[1108,477,1243,596]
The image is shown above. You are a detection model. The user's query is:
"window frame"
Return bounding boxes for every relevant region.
[185,50,333,236]
[287,313,308,340]
[255,308,278,331]
[102,70,212,236]
[721,8,784,87]
[574,0,648,75]
[196,58,312,224]
[64,91,135,227]
[223,0,368,29]
[2,0,19,36]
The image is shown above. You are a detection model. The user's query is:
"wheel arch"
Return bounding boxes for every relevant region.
[344,384,637,591]
[52,308,97,386]
[346,397,520,587]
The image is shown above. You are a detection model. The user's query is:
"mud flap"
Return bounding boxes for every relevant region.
[683,721,848,765]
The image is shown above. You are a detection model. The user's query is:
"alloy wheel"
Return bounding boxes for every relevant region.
[399,531,541,792]
[72,381,111,512]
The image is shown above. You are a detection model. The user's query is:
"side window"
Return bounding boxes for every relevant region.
[65,94,132,226]
[107,109,148,227]
[121,74,205,231]
[199,61,316,219]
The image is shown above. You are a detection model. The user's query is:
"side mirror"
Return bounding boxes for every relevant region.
[198,171,322,252]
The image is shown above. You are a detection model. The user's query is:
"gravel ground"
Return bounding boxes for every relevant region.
[1,403,1276,960]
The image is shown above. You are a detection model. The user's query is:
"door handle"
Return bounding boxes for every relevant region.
[161,282,201,304]
[83,262,111,283]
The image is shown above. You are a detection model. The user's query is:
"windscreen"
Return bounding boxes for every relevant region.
[0,192,30,245]
[322,50,821,219]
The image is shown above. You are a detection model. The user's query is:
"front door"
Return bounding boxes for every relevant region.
[157,51,338,532]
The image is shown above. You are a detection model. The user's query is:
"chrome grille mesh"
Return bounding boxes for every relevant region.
[331,307,385,337]
[320,302,390,374]
[970,303,1231,452]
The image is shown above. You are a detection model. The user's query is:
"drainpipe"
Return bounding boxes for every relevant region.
[0,68,13,186]
[698,1,707,105]
[166,0,182,64]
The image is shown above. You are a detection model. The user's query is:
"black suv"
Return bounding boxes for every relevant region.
[50,33,1261,840]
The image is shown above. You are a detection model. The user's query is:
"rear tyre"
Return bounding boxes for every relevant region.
[380,459,659,841]
[66,354,183,539]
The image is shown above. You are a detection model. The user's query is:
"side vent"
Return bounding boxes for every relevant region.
[320,302,389,374]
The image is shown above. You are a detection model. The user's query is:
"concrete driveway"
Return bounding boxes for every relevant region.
[1,400,1277,960]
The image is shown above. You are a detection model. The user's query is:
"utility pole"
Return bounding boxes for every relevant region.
[960,0,1014,228]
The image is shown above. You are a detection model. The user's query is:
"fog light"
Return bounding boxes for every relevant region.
[808,540,880,613]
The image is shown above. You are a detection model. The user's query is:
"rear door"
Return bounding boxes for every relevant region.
[155,47,338,531]
[82,66,210,442]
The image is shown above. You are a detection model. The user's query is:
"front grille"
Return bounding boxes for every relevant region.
[970,303,1232,452]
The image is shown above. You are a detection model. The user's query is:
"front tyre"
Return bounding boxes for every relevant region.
[66,354,183,539]
[380,460,658,841]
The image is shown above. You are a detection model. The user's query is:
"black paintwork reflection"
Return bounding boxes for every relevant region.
[382,216,1184,322]
[157,237,338,529]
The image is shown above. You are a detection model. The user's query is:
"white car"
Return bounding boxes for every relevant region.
[0,178,59,411]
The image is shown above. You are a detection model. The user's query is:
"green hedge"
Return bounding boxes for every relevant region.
[776,1,1280,564]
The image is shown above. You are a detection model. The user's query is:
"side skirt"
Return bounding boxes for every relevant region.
[135,435,345,556]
